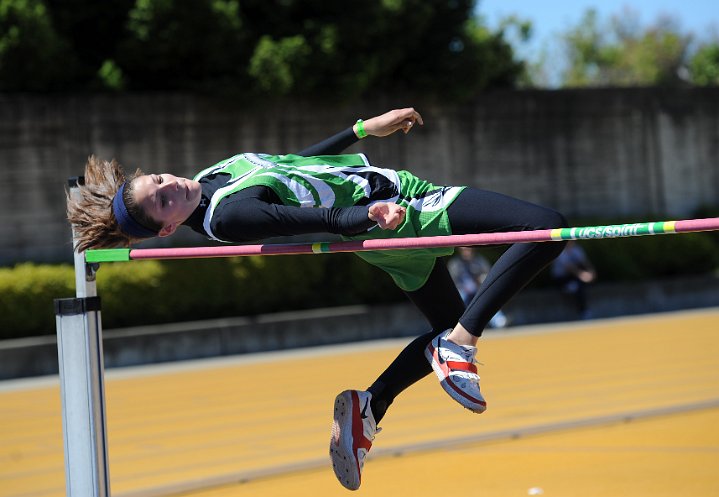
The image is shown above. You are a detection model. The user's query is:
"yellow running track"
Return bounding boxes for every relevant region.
[1,308,718,497]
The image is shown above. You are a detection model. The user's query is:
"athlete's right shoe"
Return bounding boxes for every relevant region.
[425,330,487,413]
[330,390,380,491]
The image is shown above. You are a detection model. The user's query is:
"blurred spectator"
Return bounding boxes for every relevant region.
[551,240,597,319]
[448,247,508,328]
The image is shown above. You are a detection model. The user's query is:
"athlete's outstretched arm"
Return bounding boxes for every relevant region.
[357,107,423,137]
[295,127,358,156]
[295,107,424,156]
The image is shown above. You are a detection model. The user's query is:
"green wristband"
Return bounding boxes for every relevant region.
[355,119,367,139]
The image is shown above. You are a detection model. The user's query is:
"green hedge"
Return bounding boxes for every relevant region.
[1,227,718,340]
[0,263,75,337]
[0,254,404,340]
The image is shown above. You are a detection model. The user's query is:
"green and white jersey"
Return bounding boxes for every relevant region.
[194,152,464,291]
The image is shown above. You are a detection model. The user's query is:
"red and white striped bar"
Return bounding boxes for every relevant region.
[110,217,719,262]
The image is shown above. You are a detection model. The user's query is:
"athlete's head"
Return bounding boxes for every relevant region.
[67,157,201,251]
[130,172,202,238]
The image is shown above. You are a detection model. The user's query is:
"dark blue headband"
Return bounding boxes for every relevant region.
[112,182,159,239]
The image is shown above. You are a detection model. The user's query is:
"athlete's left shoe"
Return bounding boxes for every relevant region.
[330,390,380,491]
[425,329,487,413]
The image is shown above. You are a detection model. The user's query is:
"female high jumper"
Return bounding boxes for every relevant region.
[67,107,567,490]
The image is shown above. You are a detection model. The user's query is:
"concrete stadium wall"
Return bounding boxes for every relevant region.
[1,88,718,264]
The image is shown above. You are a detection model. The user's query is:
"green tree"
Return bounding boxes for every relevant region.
[44,0,134,89]
[238,0,523,100]
[560,8,690,87]
[116,0,249,92]
[248,35,311,95]
[689,42,719,86]
[0,0,81,90]
[1,0,523,99]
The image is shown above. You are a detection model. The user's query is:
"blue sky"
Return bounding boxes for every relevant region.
[478,0,719,84]
[480,0,719,46]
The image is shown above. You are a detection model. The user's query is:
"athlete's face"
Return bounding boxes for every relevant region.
[132,173,202,237]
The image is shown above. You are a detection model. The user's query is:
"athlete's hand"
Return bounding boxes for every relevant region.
[356,108,424,138]
[368,202,406,230]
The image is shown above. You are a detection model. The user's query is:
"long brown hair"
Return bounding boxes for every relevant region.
[66,156,161,252]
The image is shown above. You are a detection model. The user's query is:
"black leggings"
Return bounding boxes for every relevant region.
[368,187,567,421]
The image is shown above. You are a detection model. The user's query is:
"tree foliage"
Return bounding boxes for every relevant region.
[689,43,719,86]
[560,8,690,87]
[0,0,524,100]
[0,0,81,90]
[117,0,249,92]
[547,7,719,88]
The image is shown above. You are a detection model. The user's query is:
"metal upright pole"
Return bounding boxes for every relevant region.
[54,177,111,497]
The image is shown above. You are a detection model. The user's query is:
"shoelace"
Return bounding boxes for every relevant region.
[441,337,484,368]
[459,346,481,365]
[458,349,484,371]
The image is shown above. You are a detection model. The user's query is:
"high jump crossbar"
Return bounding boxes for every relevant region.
[85,217,719,263]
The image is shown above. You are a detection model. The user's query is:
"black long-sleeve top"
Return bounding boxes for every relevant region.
[182,127,377,242]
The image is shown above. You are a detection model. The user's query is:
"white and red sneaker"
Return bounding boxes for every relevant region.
[330,390,380,490]
[425,330,487,413]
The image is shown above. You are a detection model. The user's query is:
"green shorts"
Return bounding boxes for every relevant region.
[345,171,465,291]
